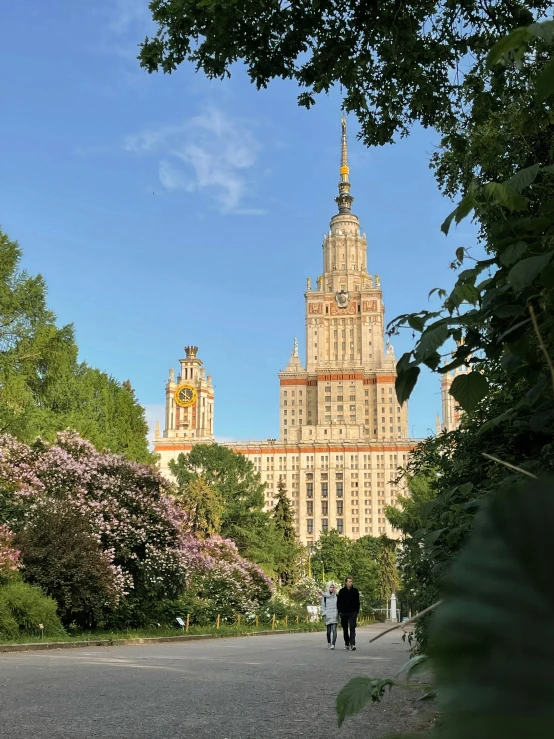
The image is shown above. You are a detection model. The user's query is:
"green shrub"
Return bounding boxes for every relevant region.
[0,581,64,639]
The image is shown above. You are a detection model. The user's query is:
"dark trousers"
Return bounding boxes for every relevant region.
[326,623,337,645]
[341,612,357,647]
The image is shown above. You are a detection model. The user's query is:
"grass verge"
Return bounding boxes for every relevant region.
[0,621,328,646]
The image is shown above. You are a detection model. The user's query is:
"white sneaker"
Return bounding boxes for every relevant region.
[327,644,331,649]
[330,645,335,650]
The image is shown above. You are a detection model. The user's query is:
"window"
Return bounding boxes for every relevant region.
[336,501,344,515]
[336,482,344,498]
[307,519,314,534]
[350,394,356,401]
[321,482,329,498]
[336,519,344,534]
[306,501,313,515]
[306,482,314,498]
[321,518,328,532]
[321,501,328,515]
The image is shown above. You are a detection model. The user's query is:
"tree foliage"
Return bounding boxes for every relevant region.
[0,227,153,462]
[169,444,302,579]
[429,477,554,739]
[390,21,554,427]
[16,501,124,628]
[1,433,274,629]
[139,0,551,154]
[310,529,398,611]
[272,477,301,585]
[173,476,223,538]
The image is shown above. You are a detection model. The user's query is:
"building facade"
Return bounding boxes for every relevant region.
[436,356,470,434]
[154,119,415,546]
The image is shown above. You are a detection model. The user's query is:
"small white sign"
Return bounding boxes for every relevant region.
[176,617,185,627]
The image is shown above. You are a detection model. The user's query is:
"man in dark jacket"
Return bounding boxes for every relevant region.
[337,576,360,650]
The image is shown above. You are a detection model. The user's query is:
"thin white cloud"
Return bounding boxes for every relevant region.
[124,108,267,214]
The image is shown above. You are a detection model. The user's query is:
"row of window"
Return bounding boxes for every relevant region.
[306,519,343,534]
[282,387,395,397]
[305,518,389,535]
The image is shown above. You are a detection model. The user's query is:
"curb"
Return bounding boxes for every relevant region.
[0,628,324,654]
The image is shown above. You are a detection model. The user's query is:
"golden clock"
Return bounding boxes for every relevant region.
[174,384,197,408]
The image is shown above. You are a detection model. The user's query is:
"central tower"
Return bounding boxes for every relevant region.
[278,118,408,444]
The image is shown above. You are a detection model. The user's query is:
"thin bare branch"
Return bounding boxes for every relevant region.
[369,600,443,643]
[481,453,537,478]
[528,303,554,399]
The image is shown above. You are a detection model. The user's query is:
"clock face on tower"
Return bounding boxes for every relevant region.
[174,384,197,408]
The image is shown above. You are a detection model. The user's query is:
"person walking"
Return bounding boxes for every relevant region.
[320,583,338,649]
[337,576,360,651]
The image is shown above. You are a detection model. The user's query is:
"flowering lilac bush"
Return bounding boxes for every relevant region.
[191,536,273,621]
[0,432,273,629]
[0,524,19,584]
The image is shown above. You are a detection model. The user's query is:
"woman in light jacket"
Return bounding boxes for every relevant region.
[320,582,338,649]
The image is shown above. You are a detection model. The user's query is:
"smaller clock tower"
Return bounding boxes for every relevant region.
[158,345,215,442]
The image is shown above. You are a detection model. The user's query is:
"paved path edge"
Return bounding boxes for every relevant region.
[0,628,325,654]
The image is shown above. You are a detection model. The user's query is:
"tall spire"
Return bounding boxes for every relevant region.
[335,116,354,214]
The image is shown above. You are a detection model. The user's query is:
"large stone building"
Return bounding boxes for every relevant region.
[154,119,416,546]
[436,352,470,433]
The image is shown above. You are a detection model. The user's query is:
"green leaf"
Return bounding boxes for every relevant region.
[486,26,531,67]
[506,252,554,291]
[499,240,528,267]
[455,192,477,225]
[415,322,450,361]
[505,164,540,193]
[536,54,554,102]
[423,352,442,371]
[529,20,554,42]
[441,207,457,236]
[450,283,480,309]
[407,315,426,332]
[428,477,554,739]
[529,410,554,433]
[449,371,489,412]
[396,654,429,680]
[395,366,420,405]
[336,676,394,727]
[484,182,528,211]
[396,351,414,374]
[428,287,446,299]
[455,247,465,262]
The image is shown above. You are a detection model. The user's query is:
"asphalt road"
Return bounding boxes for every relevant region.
[0,625,424,739]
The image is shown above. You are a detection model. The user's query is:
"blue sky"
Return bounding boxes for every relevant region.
[0,0,479,443]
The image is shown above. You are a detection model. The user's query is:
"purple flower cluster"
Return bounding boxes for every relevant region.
[0,524,19,577]
[0,432,273,613]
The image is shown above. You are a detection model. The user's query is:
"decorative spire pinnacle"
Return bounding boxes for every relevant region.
[335,116,354,214]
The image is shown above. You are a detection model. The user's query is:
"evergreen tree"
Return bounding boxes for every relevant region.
[174,476,222,538]
[272,477,295,540]
[169,444,273,564]
[272,477,300,585]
